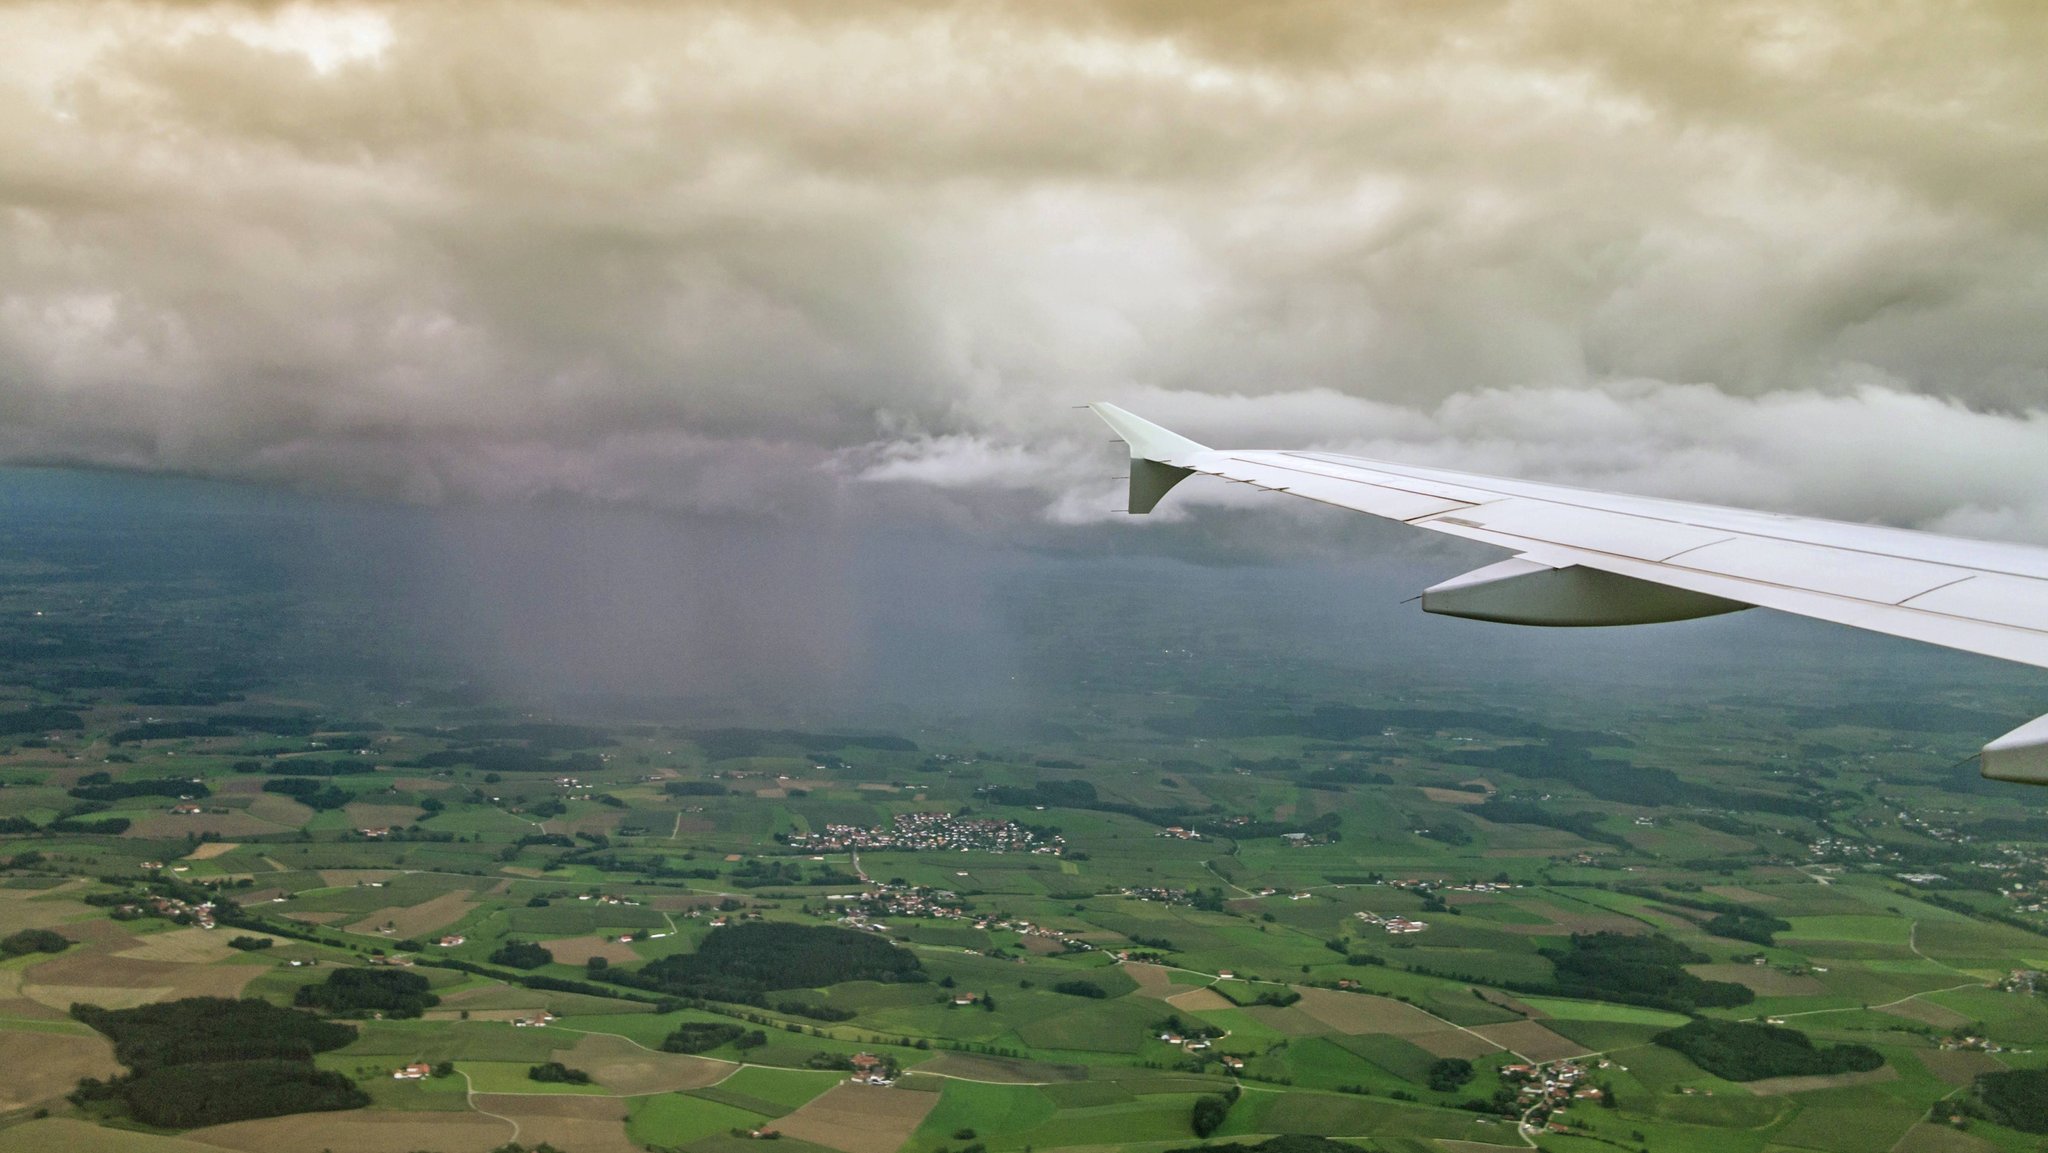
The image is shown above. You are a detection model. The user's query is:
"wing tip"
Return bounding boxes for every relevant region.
[1088,403,1210,462]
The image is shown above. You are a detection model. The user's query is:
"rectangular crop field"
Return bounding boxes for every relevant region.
[775,1083,942,1153]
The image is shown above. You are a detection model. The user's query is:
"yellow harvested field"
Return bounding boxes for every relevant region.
[1408,1027,1504,1059]
[45,965,257,1005]
[1686,963,1825,997]
[0,1029,122,1110]
[773,1083,940,1153]
[474,1094,637,1153]
[1420,787,1490,805]
[345,890,478,939]
[1165,987,1232,1012]
[23,983,174,1009]
[1745,1065,1898,1097]
[116,926,275,964]
[1469,1020,1585,1063]
[0,1117,226,1153]
[0,995,67,1020]
[188,1110,510,1153]
[1290,987,1447,1036]
[27,950,186,987]
[20,949,260,1008]
[0,889,94,933]
[181,841,242,861]
[554,1032,731,1095]
[540,935,641,966]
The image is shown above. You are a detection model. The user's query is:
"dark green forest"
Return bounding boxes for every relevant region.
[1652,1019,1884,1081]
[69,997,366,1127]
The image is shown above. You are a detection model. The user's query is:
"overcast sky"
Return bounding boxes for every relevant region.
[5,1,2048,542]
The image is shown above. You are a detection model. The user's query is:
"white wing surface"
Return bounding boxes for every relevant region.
[1090,402,2048,784]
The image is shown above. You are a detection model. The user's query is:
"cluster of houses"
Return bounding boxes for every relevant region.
[1805,835,1884,862]
[512,1011,559,1028]
[825,885,1093,952]
[550,776,601,802]
[2000,968,2044,994]
[578,893,642,906]
[1942,1032,2032,1054]
[847,1053,896,1086]
[114,893,217,929]
[1155,826,1203,841]
[1502,1058,1604,1127]
[391,1062,433,1080]
[1354,910,1427,934]
[1157,1027,1226,1052]
[1120,886,1199,905]
[788,812,1061,855]
[1155,1026,1243,1071]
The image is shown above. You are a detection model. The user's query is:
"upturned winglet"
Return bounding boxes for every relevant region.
[1089,403,1210,514]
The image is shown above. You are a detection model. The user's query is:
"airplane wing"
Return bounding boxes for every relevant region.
[1089,401,2048,785]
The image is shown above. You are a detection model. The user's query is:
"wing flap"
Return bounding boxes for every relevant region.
[1900,574,2048,634]
[1415,498,1739,563]
[1093,402,2048,672]
[1664,536,1969,605]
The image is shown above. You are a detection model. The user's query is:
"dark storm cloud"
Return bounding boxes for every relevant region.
[4,1,2047,534]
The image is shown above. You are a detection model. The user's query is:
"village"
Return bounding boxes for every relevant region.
[1353,909,1427,934]
[1501,1057,1609,1134]
[825,881,1095,953]
[786,812,1061,855]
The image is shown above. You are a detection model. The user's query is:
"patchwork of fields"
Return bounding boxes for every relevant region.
[8,642,2048,1153]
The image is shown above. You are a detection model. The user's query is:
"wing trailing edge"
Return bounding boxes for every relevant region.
[1088,402,2048,786]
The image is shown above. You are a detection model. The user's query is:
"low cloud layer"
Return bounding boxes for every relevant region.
[5,1,2048,539]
